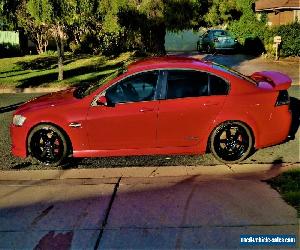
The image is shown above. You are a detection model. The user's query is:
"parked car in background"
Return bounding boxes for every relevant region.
[197,29,238,53]
[11,56,292,166]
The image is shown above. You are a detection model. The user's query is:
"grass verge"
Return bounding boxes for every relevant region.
[268,169,300,217]
[0,52,136,89]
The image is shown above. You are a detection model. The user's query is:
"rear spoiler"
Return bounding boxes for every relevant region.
[250,71,292,90]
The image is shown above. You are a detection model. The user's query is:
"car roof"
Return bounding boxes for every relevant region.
[127,56,213,72]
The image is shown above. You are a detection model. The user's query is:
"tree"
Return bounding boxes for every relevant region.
[68,0,99,52]
[204,0,242,26]
[16,1,50,54]
[26,0,78,80]
[0,0,21,30]
[117,0,205,54]
[228,0,266,43]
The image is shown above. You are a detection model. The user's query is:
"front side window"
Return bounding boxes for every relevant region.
[166,70,209,99]
[106,71,158,104]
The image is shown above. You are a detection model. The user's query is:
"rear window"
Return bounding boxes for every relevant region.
[210,74,229,95]
[212,63,257,85]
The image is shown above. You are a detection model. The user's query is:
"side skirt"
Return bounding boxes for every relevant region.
[73,146,203,158]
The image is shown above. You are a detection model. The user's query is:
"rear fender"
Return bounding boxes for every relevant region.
[209,114,259,149]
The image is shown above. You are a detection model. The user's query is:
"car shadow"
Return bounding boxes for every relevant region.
[288,97,300,139]
[0,102,24,114]
[11,162,33,170]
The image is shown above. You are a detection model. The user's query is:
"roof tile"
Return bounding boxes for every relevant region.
[256,0,300,10]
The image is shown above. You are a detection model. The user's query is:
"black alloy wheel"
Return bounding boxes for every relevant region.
[28,124,69,166]
[209,121,253,163]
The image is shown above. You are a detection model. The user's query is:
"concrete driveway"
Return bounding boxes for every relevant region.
[0,163,299,249]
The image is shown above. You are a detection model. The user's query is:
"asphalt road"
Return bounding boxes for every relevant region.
[0,86,299,170]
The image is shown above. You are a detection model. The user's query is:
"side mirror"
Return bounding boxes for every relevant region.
[96,96,108,106]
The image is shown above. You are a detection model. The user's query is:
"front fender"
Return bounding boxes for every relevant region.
[25,108,89,152]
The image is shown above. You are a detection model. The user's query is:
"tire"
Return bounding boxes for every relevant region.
[27,124,69,166]
[196,42,201,52]
[209,121,253,164]
[207,45,212,53]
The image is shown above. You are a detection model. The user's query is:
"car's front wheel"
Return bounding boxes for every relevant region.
[27,124,69,166]
[209,121,253,163]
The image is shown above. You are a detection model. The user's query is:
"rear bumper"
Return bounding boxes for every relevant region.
[214,42,237,50]
[10,124,28,158]
[256,107,292,149]
[214,47,236,50]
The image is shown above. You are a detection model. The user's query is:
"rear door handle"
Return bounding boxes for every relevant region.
[140,108,154,112]
[204,102,218,107]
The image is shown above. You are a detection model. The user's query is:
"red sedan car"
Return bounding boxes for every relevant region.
[10,56,292,165]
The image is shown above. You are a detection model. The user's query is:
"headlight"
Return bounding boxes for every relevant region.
[13,115,26,126]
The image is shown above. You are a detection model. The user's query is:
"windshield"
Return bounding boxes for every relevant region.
[212,63,257,85]
[213,30,228,36]
[73,69,124,99]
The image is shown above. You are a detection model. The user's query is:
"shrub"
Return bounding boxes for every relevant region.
[262,22,300,57]
[0,43,21,58]
[228,12,269,55]
[273,22,300,57]
[230,18,300,57]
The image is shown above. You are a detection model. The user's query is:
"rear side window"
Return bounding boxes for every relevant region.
[166,70,208,99]
[210,74,229,95]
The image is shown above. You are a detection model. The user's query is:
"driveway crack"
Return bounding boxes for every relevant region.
[226,164,235,173]
[94,176,121,250]
[149,167,159,177]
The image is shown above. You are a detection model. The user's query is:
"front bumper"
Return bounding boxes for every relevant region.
[10,124,28,158]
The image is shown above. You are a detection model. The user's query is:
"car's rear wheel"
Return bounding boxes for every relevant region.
[27,124,69,166]
[209,121,253,163]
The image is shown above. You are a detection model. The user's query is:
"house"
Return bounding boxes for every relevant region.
[255,0,300,26]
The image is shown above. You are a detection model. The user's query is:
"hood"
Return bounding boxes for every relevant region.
[15,88,77,115]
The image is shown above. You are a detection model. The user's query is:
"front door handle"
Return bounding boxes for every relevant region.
[140,108,154,112]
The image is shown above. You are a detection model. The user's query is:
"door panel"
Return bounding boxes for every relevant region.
[86,70,160,151]
[87,101,158,150]
[157,97,225,147]
[157,69,227,148]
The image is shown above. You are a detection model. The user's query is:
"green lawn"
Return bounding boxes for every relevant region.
[0,52,136,88]
[268,169,300,217]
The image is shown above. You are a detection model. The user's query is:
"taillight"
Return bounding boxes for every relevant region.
[276,90,290,106]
